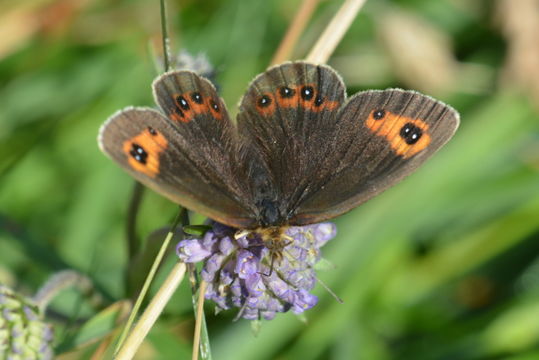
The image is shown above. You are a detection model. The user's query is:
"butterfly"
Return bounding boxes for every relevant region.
[98,62,459,233]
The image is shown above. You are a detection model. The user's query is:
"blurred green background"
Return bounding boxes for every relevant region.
[1,0,539,359]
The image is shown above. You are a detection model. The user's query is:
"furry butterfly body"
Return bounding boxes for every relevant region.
[98,62,459,229]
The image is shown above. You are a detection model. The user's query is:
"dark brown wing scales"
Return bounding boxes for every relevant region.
[153,71,226,124]
[236,62,346,225]
[150,71,259,224]
[99,108,255,227]
[99,70,259,229]
[290,89,459,225]
[152,71,234,189]
[100,64,459,230]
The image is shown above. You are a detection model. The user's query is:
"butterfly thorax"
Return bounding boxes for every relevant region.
[256,198,285,227]
[249,162,288,226]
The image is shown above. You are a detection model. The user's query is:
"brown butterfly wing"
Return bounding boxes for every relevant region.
[290,89,460,225]
[99,71,257,228]
[152,71,239,195]
[236,62,346,225]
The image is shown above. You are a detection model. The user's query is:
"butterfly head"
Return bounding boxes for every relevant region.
[247,226,292,276]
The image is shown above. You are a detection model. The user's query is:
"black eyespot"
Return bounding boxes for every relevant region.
[210,99,220,112]
[400,123,423,145]
[174,107,184,118]
[373,109,385,120]
[314,95,324,107]
[279,86,295,98]
[190,92,203,104]
[147,126,157,135]
[129,143,148,164]
[258,95,272,107]
[176,95,190,110]
[301,86,314,101]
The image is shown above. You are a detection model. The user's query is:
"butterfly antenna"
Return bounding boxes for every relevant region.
[281,246,343,303]
[257,251,274,277]
[267,252,275,277]
[316,276,343,304]
[234,302,248,321]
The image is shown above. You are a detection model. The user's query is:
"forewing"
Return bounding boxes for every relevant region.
[152,70,237,187]
[291,89,460,225]
[99,71,257,228]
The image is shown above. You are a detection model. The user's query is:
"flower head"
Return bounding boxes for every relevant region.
[0,285,54,360]
[177,222,336,320]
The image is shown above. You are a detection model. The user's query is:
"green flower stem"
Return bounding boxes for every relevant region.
[192,280,209,360]
[115,261,187,360]
[160,0,171,72]
[114,208,184,356]
[196,302,213,360]
[186,243,213,359]
[126,182,144,259]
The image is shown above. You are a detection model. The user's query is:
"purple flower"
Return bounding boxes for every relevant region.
[177,239,213,262]
[176,222,337,320]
